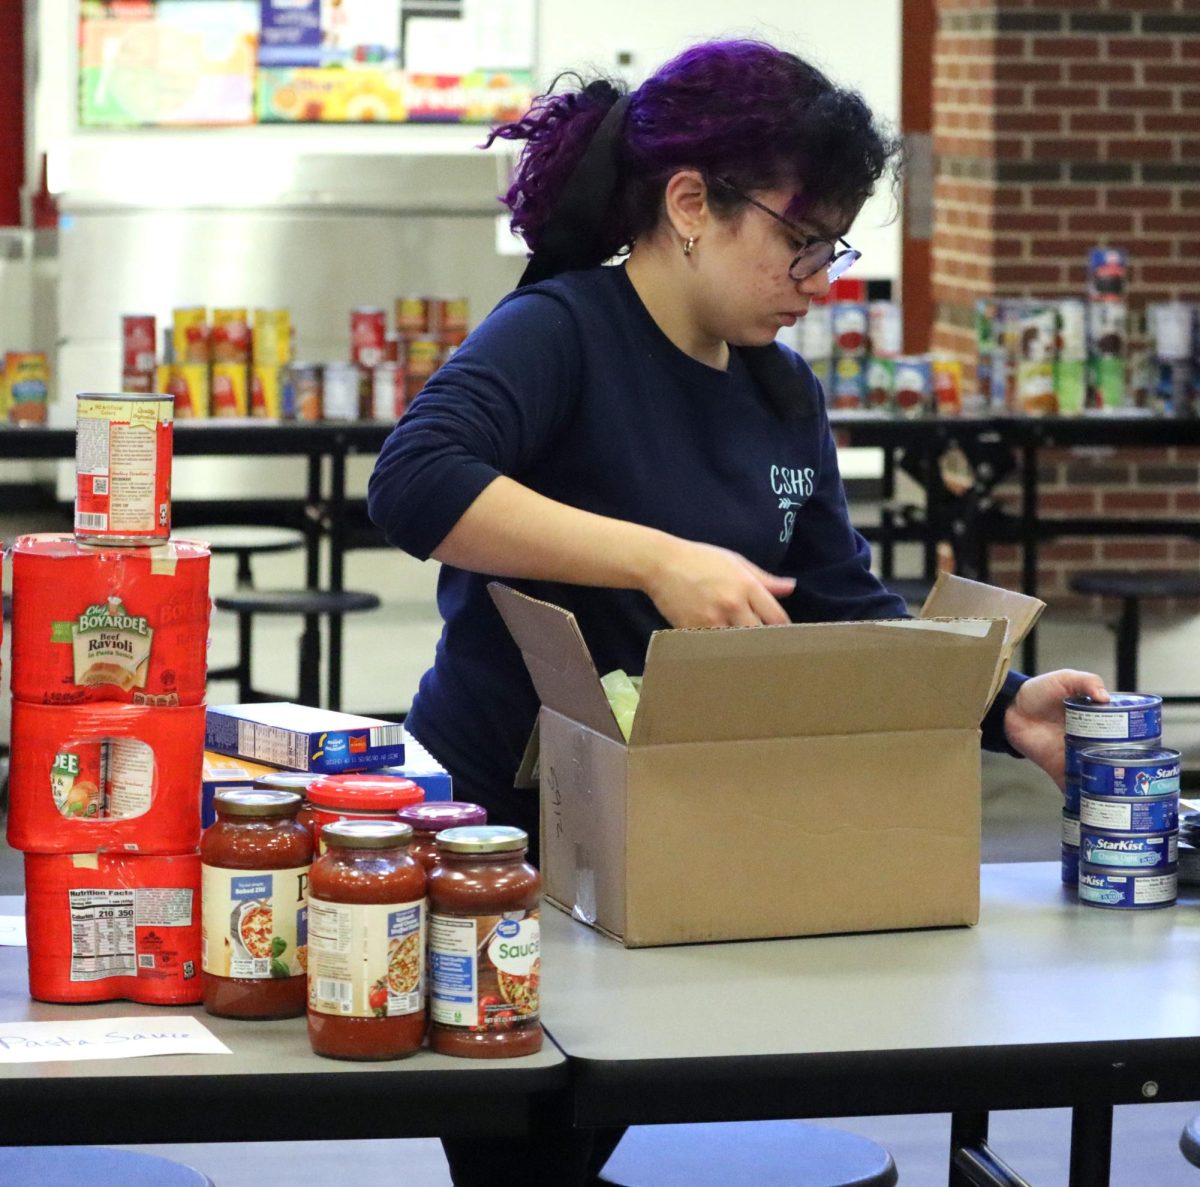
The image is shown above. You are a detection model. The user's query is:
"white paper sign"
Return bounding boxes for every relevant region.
[0,1016,231,1063]
[0,916,27,947]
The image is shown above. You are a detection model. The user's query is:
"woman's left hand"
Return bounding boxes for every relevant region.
[1003,669,1109,789]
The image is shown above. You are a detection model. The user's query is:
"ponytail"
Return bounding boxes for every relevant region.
[485,75,630,274]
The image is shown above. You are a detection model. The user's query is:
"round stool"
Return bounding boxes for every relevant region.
[1068,569,1200,694]
[0,1147,213,1186]
[212,588,380,710]
[187,525,305,590]
[600,1121,898,1187]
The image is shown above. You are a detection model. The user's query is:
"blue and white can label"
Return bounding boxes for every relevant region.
[1064,694,1163,743]
[1061,843,1079,885]
[1080,828,1177,870]
[1064,777,1081,814]
[1078,867,1177,909]
[1065,735,1159,780]
[1080,747,1180,798]
[1080,793,1178,834]
[1062,812,1080,847]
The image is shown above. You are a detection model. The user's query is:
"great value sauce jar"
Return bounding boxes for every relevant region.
[307,820,427,1061]
[201,789,313,1020]
[395,801,488,873]
[303,774,424,852]
[428,826,543,1059]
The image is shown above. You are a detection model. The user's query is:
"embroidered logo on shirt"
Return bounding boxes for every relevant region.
[770,465,814,545]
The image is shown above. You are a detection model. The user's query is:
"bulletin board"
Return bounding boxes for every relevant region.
[78,0,538,127]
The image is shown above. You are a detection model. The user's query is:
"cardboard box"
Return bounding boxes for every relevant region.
[205,703,405,774]
[490,574,1043,948]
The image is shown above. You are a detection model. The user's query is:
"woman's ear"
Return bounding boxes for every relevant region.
[661,170,710,244]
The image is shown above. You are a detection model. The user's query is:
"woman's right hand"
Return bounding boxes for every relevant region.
[642,538,795,627]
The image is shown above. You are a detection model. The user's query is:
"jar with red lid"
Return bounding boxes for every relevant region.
[307,820,428,1061]
[395,801,487,873]
[201,789,312,1020]
[304,774,424,851]
[428,826,542,1058]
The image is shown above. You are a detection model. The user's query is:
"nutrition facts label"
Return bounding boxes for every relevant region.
[68,886,194,981]
[107,424,157,530]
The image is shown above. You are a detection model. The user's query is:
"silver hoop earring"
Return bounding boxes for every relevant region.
[683,236,695,257]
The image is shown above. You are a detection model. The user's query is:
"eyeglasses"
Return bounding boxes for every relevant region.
[712,179,861,282]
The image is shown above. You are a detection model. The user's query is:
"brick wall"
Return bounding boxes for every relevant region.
[930,0,1200,608]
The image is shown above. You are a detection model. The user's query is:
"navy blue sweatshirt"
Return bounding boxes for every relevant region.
[368,265,1022,842]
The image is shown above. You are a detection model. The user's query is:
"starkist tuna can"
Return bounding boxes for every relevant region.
[11,534,210,706]
[1080,793,1178,835]
[1079,746,1181,799]
[74,393,173,546]
[1080,827,1177,871]
[24,851,202,1004]
[1064,694,1163,744]
[1065,736,1161,780]
[1078,867,1176,910]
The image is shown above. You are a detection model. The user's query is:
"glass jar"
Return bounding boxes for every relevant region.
[307,820,427,1061]
[304,774,425,852]
[428,826,543,1059]
[201,789,313,1020]
[254,772,319,833]
[395,801,488,873]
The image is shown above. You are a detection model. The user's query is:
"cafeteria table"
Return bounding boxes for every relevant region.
[0,899,566,1147]
[539,862,1200,1187]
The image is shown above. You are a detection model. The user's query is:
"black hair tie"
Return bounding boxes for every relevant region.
[518,93,632,288]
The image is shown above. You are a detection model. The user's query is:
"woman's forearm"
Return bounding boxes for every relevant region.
[431,475,667,591]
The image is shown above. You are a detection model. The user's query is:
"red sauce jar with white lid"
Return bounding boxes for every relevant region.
[428,826,542,1059]
[201,788,312,1020]
[307,819,427,1061]
[395,801,488,873]
[304,774,424,851]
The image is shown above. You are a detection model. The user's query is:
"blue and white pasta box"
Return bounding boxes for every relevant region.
[205,703,405,774]
[376,731,452,803]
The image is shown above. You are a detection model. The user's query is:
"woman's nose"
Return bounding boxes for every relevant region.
[798,267,832,298]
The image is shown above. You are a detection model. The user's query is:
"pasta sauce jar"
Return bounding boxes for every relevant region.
[395,801,488,873]
[304,774,425,852]
[201,789,313,1020]
[428,826,543,1059]
[307,820,427,1061]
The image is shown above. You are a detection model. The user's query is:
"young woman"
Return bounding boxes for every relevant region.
[371,45,1105,1182]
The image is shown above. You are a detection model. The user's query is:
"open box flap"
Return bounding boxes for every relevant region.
[488,582,625,745]
[628,617,1007,747]
[921,573,1045,706]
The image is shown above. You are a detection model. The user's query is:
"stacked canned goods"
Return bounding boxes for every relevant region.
[1063,693,1180,910]
[7,396,212,1004]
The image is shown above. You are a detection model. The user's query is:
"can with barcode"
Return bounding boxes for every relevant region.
[372,361,404,421]
[74,393,173,546]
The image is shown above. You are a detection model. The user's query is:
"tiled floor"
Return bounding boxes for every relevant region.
[4,522,1200,1183]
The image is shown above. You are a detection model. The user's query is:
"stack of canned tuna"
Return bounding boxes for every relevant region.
[1062,693,1181,911]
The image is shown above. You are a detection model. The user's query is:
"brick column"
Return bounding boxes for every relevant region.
[931,0,1200,607]
[0,0,24,225]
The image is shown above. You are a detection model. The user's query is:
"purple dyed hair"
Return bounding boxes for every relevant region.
[485,40,902,262]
